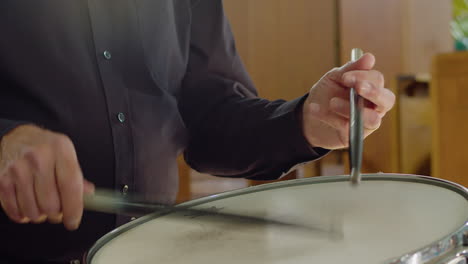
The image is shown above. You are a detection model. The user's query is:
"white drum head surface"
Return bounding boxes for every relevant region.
[90,177,468,264]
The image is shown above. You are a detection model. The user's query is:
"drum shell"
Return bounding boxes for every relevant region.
[85,174,468,264]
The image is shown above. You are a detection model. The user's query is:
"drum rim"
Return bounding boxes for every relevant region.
[84,173,468,264]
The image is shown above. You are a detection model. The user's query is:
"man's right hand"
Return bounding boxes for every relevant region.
[0,124,94,231]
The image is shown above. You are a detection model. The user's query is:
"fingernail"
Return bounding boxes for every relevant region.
[68,219,81,231]
[19,217,30,224]
[33,214,47,223]
[48,213,63,224]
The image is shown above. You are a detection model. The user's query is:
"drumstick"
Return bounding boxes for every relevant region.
[84,188,342,237]
[349,48,364,185]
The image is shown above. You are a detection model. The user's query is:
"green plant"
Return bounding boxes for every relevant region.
[452,0,468,49]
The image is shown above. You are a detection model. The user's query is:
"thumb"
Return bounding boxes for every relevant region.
[338,53,376,74]
[83,179,95,194]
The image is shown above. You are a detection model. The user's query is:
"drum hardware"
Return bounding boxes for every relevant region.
[436,249,468,264]
[446,233,468,263]
[445,256,466,264]
[463,231,468,246]
[85,174,468,264]
[349,48,364,185]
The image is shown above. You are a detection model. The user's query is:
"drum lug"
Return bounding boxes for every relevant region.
[447,233,468,264]
[446,256,467,264]
[464,231,468,247]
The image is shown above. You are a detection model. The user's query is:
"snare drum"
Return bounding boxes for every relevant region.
[85,174,468,264]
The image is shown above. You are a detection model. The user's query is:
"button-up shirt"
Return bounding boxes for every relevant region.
[0,0,327,262]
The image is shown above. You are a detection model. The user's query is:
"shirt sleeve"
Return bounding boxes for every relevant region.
[179,0,330,180]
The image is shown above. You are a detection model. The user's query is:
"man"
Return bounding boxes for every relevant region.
[0,0,395,263]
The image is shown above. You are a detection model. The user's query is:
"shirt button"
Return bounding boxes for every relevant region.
[122,184,129,195]
[103,50,112,60]
[117,112,126,123]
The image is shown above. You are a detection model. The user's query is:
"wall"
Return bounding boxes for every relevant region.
[339,0,452,173]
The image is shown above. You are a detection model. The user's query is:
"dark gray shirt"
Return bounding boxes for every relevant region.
[0,0,327,262]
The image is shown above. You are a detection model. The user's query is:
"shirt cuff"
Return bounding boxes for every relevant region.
[276,94,330,163]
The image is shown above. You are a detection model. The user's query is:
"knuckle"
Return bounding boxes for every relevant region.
[23,148,45,170]
[370,115,382,129]
[327,67,341,77]
[53,135,78,162]
[374,121,382,130]
[8,163,20,176]
[389,91,396,105]
[371,70,385,84]
[14,168,30,185]
[53,134,73,151]
[331,67,341,72]
[342,61,353,68]
[8,163,30,185]
[59,177,82,195]
[367,85,378,98]
[341,72,352,81]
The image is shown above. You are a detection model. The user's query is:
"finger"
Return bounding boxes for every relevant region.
[330,97,384,118]
[25,148,61,219]
[341,70,385,90]
[54,135,84,231]
[363,110,382,131]
[48,212,63,224]
[329,97,382,130]
[327,53,376,83]
[355,82,396,113]
[338,53,376,74]
[305,103,349,132]
[0,174,24,222]
[83,179,95,195]
[12,159,42,222]
[31,214,48,224]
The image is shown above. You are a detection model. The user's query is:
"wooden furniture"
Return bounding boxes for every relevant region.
[396,75,431,175]
[339,0,452,173]
[431,51,468,187]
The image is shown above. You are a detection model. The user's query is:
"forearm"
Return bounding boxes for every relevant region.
[180,76,328,180]
[180,0,328,180]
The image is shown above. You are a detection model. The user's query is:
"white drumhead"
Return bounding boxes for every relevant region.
[90,177,468,264]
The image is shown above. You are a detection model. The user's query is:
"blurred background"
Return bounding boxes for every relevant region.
[177,0,468,202]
